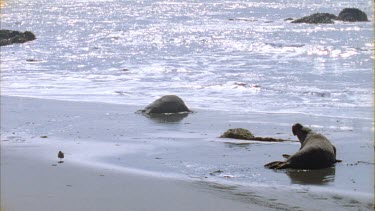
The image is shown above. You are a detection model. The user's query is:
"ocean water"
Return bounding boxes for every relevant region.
[1,0,373,120]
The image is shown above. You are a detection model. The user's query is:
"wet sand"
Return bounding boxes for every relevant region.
[1,96,374,210]
[1,144,267,211]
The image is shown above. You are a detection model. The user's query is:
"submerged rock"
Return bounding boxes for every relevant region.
[141,95,190,114]
[284,18,294,21]
[0,30,36,46]
[338,8,368,22]
[291,13,337,24]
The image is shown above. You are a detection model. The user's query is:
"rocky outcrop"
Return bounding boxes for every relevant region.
[338,8,368,22]
[291,13,337,24]
[0,30,36,46]
[140,95,191,114]
[291,8,368,24]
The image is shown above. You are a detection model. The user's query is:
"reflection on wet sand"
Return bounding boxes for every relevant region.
[286,168,336,185]
[145,113,189,123]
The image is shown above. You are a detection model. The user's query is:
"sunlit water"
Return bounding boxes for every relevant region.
[1,0,373,120]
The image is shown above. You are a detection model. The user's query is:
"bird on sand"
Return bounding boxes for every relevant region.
[58,151,64,163]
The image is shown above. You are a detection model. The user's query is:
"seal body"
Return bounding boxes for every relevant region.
[142,95,190,114]
[265,123,337,169]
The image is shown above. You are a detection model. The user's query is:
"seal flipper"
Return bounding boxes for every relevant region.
[265,161,290,169]
[274,162,290,169]
[265,161,278,168]
[282,154,291,159]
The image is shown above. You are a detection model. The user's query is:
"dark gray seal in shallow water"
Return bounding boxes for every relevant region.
[141,95,190,114]
[265,123,339,169]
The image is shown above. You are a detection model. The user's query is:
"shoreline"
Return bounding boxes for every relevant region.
[1,95,374,210]
[2,94,372,121]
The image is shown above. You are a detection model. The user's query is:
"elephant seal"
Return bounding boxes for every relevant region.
[141,95,190,114]
[265,123,339,169]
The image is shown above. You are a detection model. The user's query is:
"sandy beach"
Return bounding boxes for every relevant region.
[1,96,374,210]
[1,143,264,211]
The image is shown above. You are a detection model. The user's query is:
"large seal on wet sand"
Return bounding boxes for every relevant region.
[265,123,339,169]
[141,95,190,114]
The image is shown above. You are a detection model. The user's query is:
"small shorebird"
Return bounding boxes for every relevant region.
[58,151,64,163]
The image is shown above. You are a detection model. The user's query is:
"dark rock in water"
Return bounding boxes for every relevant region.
[220,128,255,140]
[338,8,368,22]
[26,59,42,62]
[291,8,368,24]
[141,95,190,114]
[291,13,337,24]
[210,170,224,176]
[0,30,36,46]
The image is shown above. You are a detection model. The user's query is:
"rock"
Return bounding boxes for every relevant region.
[0,29,36,46]
[141,95,190,114]
[220,128,255,140]
[337,8,368,22]
[291,8,369,24]
[26,59,41,62]
[291,13,337,24]
[220,128,291,142]
[209,170,224,176]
